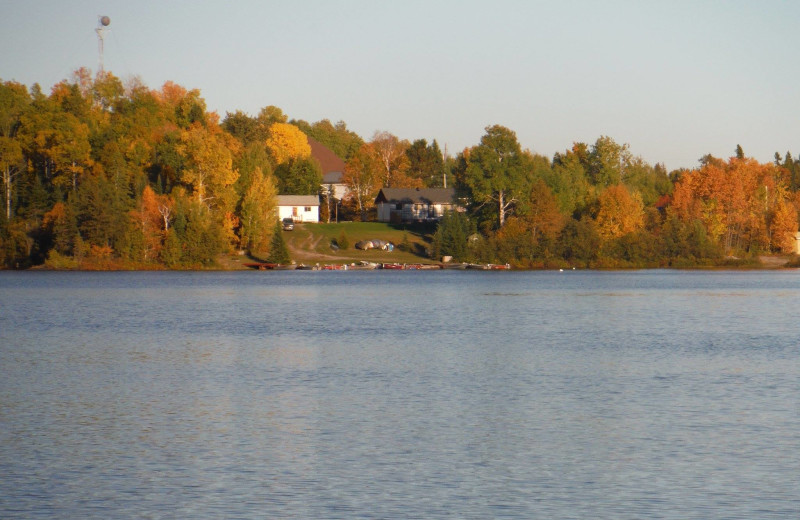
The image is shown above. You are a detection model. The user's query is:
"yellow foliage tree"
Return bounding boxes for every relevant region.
[177,124,239,209]
[595,184,644,240]
[265,123,311,165]
[239,167,278,254]
[770,196,798,253]
[343,143,382,220]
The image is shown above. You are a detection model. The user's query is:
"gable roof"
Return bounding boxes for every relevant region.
[308,136,345,177]
[276,195,320,207]
[375,187,456,205]
[322,171,343,184]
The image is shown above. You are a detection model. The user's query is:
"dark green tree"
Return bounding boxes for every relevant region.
[406,138,445,187]
[463,125,529,228]
[557,217,601,266]
[266,219,291,264]
[274,156,322,195]
[432,211,475,262]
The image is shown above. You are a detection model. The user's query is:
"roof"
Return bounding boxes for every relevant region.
[322,171,343,184]
[308,136,345,176]
[375,187,456,205]
[276,195,320,207]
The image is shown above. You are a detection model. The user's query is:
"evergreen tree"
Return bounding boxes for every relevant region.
[432,211,475,262]
[266,219,290,264]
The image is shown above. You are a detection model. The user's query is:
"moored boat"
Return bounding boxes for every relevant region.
[466,263,489,270]
[441,262,468,270]
[347,261,379,270]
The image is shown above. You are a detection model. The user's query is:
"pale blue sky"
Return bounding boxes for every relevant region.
[2,0,799,170]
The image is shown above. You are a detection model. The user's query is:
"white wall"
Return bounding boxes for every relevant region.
[277,205,319,223]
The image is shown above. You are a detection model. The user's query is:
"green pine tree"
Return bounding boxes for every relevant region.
[266,220,291,264]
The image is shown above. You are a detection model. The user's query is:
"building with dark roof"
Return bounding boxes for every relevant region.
[309,136,348,200]
[374,187,460,223]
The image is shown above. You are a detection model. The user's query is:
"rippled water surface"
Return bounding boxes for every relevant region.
[1,270,799,519]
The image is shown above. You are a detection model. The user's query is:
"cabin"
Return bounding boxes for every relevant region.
[309,137,348,201]
[375,187,459,223]
[276,195,320,223]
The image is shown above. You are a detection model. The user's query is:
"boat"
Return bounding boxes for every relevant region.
[244,262,297,270]
[347,261,379,270]
[381,263,405,270]
[489,263,512,270]
[441,262,468,270]
[466,263,489,270]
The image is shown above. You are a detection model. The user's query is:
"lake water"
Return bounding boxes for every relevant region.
[1,270,799,519]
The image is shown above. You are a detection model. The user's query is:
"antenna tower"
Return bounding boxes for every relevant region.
[96,16,111,73]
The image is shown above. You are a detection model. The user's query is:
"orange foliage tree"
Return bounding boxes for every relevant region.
[670,156,796,253]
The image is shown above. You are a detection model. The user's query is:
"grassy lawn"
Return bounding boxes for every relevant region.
[282,221,437,264]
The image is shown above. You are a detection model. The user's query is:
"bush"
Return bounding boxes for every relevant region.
[336,230,350,250]
[44,250,78,269]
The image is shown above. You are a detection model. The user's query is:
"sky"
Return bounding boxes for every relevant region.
[2,0,800,171]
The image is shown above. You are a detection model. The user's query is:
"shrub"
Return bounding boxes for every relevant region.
[336,230,350,250]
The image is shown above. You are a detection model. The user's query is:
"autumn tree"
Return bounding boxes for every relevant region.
[0,80,30,220]
[158,81,208,128]
[668,156,792,253]
[265,122,311,165]
[524,179,565,245]
[19,102,92,191]
[177,123,239,209]
[130,185,169,262]
[767,196,797,253]
[371,131,416,187]
[342,143,381,220]
[595,184,645,240]
[239,167,277,255]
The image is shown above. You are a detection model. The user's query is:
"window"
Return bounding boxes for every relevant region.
[304,206,311,212]
[292,207,298,217]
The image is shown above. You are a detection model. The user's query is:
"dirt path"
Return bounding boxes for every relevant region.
[287,233,343,262]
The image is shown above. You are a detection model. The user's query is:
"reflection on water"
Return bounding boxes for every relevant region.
[1,270,799,519]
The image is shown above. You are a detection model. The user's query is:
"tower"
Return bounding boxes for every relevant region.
[96,16,110,73]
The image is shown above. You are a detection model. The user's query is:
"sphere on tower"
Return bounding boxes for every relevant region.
[100,16,110,26]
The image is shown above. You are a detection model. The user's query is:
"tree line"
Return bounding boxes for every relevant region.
[1,70,798,269]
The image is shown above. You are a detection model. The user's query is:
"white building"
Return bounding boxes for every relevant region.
[276,195,320,223]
